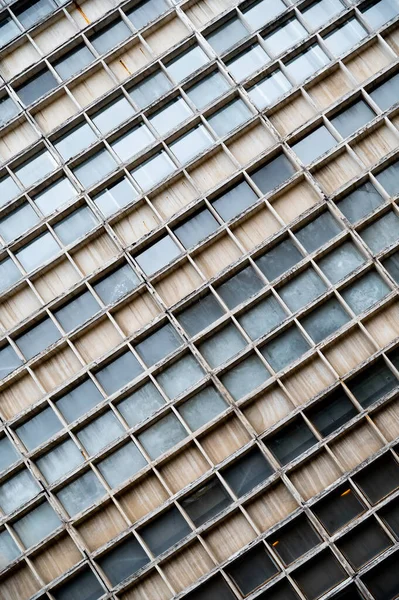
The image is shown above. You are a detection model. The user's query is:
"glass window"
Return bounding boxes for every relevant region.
[0,469,40,515]
[337,517,392,570]
[13,500,61,548]
[93,262,139,304]
[139,506,191,556]
[93,177,138,218]
[335,181,384,223]
[206,17,249,55]
[186,70,231,109]
[15,406,62,451]
[33,176,77,216]
[149,96,193,136]
[178,386,227,430]
[263,17,307,57]
[361,0,399,28]
[261,325,310,371]
[73,149,117,188]
[265,416,317,465]
[98,441,147,488]
[0,436,19,472]
[301,298,350,342]
[95,350,143,395]
[226,544,279,596]
[54,290,99,333]
[284,44,330,84]
[15,317,61,360]
[90,18,131,54]
[199,322,247,368]
[248,69,292,109]
[0,95,20,126]
[53,567,105,600]
[181,477,232,526]
[221,353,270,400]
[212,179,258,221]
[301,0,345,29]
[126,0,169,29]
[317,241,366,284]
[156,354,205,399]
[369,72,399,111]
[111,124,155,162]
[256,238,303,281]
[226,43,269,82]
[376,159,399,197]
[15,67,57,105]
[97,535,149,586]
[207,98,252,137]
[177,293,225,337]
[383,250,399,284]
[91,96,135,135]
[36,438,84,484]
[361,551,399,600]
[330,99,375,138]
[165,45,209,83]
[169,124,214,164]
[278,268,327,312]
[0,344,22,379]
[14,150,56,188]
[77,410,124,456]
[250,152,295,194]
[135,234,181,276]
[341,270,390,314]
[53,206,98,246]
[53,43,94,80]
[116,381,165,427]
[183,574,237,600]
[131,150,176,190]
[292,550,347,600]
[268,515,321,565]
[0,258,21,293]
[295,211,342,252]
[135,322,182,367]
[354,453,399,504]
[292,125,337,164]
[323,18,367,56]
[173,208,219,248]
[0,530,20,569]
[215,266,263,308]
[238,295,286,340]
[13,0,56,28]
[54,122,97,161]
[0,203,39,243]
[138,411,187,459]
[242,0,286,30]
[379,497,399,538]
[347,358,398,408]
[360,211,399,253]
[306,387,357,436]
[0,15,20,48]
[312,484,365,534]
[128,70,172,109]
[0,174,20,208]
[57,470,105,516]
[55,378,103,423]
[222,447,273,496]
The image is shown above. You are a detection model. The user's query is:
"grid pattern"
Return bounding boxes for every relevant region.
[0,0,398,599]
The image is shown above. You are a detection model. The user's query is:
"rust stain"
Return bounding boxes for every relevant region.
[340,489,351,497]
[74,2,90,25]
[119,59,132,75]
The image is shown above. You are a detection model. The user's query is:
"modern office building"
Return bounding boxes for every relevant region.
[0,0,398,599]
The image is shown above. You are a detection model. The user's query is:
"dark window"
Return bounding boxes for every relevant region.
[54,291,100,333]
[211,179,258,221]
[268,515,321,565]
[180,477,232,526]
[135,322,182,367]
[260,325,310,371]
[305,388,357,437]
[278,268,327,312]
[177,293,224,337]
[126,0,169,29]
[95,351,143,395]
[353,453,399,504]
[15,68,57,105]
[13,0,55,28]
[376,159,399,197]
[206,17,249,54]
[312,485,365,534]
[295,211,342,253]
[139,506,191,556]
[336,181,384,223]
[336,517,392,569]
[53,43,94,80]
[173,208,219,248]
[250,153,295,194]
[264,416,317,465]
[369,72,399,111]
[383,250,399,284]
[226,543,279,595]
[255,237,302,281]
[93,263,139,305]
[379,497,399,538]
[300,298,350,343]
[184,574,237,600]
[256,579,301,600]
[361,551,399,600]
[347,359,398,408]
[215,266,263,309]
[116,381,165,428]
[55,379,103,423]
[53,566,105,600]
[330,99,375,137]
[90,19,131,54]
[97,536,149,586]
[328,584,365,600]
[222,447,273,496]
[15,406,62,451]
[291,125,337,164]
[15,318,61,360]
[292,550,347,600]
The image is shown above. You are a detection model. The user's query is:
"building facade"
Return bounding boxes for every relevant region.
[0,0,399,599]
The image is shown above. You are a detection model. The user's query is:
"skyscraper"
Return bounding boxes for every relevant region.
[0,0,398,598]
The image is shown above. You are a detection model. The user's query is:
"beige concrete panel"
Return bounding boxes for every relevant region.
[155,261,203,306]
[77,502,127,552]
[185,0,234,28]
[113,292,161,336]
[189,150,236,193]
[0,284,41,331]
[363,302,399,347]
[233,207,281,251]
[0,373,42,420]
[289,450,342,500]
[74,318,122,362]
[31,534,82,584]
[33,345,82,392]
[70,0,117,28]
[162,541,214,591]
[120,571,172,600]
[34,258,80,303]
[323,327,375,376]
[108,43,152,82]
[151,176,197,220]
[307,67,353,109]
[243,385,294,434]
[384,28,399,55]
[33,92,78,134]
[352,124,399,167]
[270,95,316,136]
[227,122,275,165]
[271,178,320,224]
[282,357,336,406]
[203,511,256,562]
[315,151,362,194]
[72,233,119,276]
[373,398,399,442]
[0,120,39,161]
[159,444,210,494]
[145,17,189,56]
[0,41,40,80]
[245,482,298,532]
[33,15,77,53]
[329,421,384,471]
[118,474,169,522]
[199,417,251,464]
[0,565,41,600]
[113,204,160,246]
[70,68,114,107]
[194,235,241,279]
[345,41,394,83]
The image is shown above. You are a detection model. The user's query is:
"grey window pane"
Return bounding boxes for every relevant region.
[156,354,205,399]
[261,325,310,371]
[379,496,399,538]
[295,211,342,252]
[0,469,40,514]
[300,298,350,343]
[14,0,55,28]
[0,529,20,569]
[0,436,19,472]
[360,211,399,253]
[131,150,176,190]
[170,124,213,164]
[362,0,399,28]
[15,317,61,360]
[301,0,345,29]
[347,359,398,408]
[136,323,182,366]
[185,575,238,600]
[330,99,375,138]
[369,73,399,111]
[291,551,347,599]
[263,17,307,57]
[97,535,149,586]
[126,0,169,29]
[177,293,225,336]
[341,270,390,314]
[226,544,279,596]
[208,98,252,137]
[278,268,327,312]
[55,122,97,161]
[248,69,292,109]
[178,386,227,430]
[336,181,384,223]
[376,159,399,197]
[285,44,329,84]
[54,206,98,245]
[90,19,131,54]
[111,124,155,162]
[138,411,187,459]
[73,149,117,187]
[14,150,56,188]
[181,478,232,526]
[306,388,357,436]
[242,0,286,30]
[250,153,295,194]
[16,406,62,451]
[325,241,366,288]
[265,417,317,465]
[238,295,286,340]
[0,95,20,125]
[222,448,273,497]
[53,43,94,80]
[256,238,303,281]
[215,266,263,308]
[174,208,219,248]
[149,96,193,136]
[16,231,60,272]
[221,353,270,400]
[186,70,231,109]
[323,18,367,56]
[135,234,180,276]
[312,484,365,534]
[0,344,22,379]
[55,378,103,423]
[140,506,190,556]
[128,70,172,108]
[13,501,61,548]
[53,567,105,600]
[292,125,337,164]
[0,203,39,243]
[227,43,269,82]
[165,45,209,83]
[116,381,165,427]
[15,68,57,105]
[33,176,77,216]
[354,453,399,505]
[37,438,84,484]
[0,15,20,48]
[199,323,247,369]
[54,290,100,333]
[383,250,399,284]
[95,351,143,395]
[93,177,138,217]
[97,441,147,488]
[0,258,21,293]
[206,17,248,54]
[57,470,105,517]
[212,179,258,221]
[91,96,135,135]
[337,517,392,570]
[93,263,139,304]
[269,515,321,565]
[0,174,20,208]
